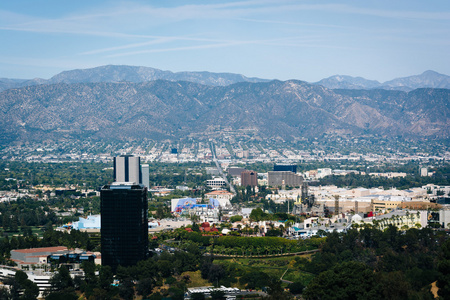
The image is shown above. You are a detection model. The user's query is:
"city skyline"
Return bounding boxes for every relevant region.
[0,0,449,82]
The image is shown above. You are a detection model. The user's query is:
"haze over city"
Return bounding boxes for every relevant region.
[1,0,449,82]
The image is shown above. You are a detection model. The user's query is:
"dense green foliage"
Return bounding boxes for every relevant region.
[0,196,100,236]
[300,226,447,299]
[318,171,450,189]
[0,160,113,189]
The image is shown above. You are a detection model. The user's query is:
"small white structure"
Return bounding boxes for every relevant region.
[72,214,101,230]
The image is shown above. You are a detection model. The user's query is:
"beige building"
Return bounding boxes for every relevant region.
[268,171,303,187]
[205,190,234,201]
[371,199,402,211]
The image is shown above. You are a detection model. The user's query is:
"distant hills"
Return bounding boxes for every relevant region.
[0,65,269,92]
[314,70,450,91]
[0,78,448,145]
[1,65,449,92]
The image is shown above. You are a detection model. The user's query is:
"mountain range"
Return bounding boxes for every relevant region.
[0,65,269,92]
[315,70,450,91]
[0,74,448,145]
[1,65,449,92]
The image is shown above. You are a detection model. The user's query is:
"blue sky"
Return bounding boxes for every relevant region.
[0,0,449,82]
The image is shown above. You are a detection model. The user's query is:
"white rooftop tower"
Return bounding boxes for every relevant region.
[113,155,141,184]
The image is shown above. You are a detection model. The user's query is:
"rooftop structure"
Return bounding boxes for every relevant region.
[113,155,141,184]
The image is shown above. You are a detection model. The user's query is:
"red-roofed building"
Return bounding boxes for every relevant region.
[11,246,68,266]
[199,224,219,233]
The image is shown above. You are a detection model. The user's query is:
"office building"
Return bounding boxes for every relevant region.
[101,182,148,271]
[268,171,303,187]
[141,164,149,188]
[227,167,246,177]
[241,170,258,187]
[207,177,227,189]
[274,164,297,173]
[113,155,141,183]
[420,167,428,177]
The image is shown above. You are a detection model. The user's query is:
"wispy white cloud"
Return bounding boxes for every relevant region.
[79,35,240,55]
[1,1,448,39]
[104,35,352,58]
[235,17,350,29]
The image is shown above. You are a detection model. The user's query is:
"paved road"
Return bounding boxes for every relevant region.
[210,142,235,194]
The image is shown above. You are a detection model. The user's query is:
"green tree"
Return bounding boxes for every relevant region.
[191,293,206,300]
[49,265,73,292]
[230,215,243,223]
[288,281,305,295]
[14,270,39,300]
[118,278,135,300]
[136,278,154,298]
[437,239,450,299]
[303,261,382,300]
[210,290,226,300]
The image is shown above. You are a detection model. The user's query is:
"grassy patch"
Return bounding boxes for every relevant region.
[182,271,212,288]
[216,255,314,287]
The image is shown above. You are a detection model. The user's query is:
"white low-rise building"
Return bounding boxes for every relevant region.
[207,177,227,189]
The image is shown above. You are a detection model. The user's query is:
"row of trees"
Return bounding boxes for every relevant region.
[172,230,323,257]
[0,160,113,190]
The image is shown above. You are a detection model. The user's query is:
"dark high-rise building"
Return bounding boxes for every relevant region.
[227,167,246,177]
[101,182,148,271]
[241,170,258,187]
[274,164,297,173]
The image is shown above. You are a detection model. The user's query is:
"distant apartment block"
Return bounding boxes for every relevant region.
[420,167,428,177]
[268,171,303,187]
[241,170,258,187]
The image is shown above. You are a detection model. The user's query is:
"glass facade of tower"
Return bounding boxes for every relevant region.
[100,183,148,271]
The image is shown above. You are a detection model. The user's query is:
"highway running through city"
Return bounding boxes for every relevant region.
[210,142,236,194]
